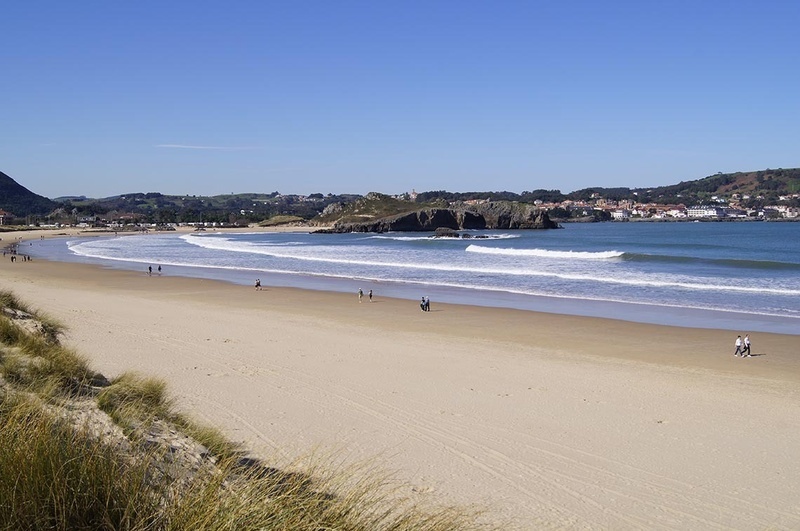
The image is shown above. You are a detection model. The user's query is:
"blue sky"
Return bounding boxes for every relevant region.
[2,1,798,198]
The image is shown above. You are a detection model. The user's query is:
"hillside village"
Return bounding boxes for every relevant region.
[518,192,800,221]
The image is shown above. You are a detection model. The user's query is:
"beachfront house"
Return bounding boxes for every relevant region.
[611,209,631,220]
[76,215,100,228]
[687,206,726,219]
[667,207,687,218]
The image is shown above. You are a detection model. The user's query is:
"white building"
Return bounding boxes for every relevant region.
[686,206,726,218]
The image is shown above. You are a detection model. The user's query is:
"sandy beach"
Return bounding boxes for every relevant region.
[2,230,800,529]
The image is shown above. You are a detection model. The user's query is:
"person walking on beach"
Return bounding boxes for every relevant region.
[148,265,152,276]
[424,297,430,311]
[254,278,261,290]
[733,335,743,356]
[158,265,162,275]
[420,297,426,311]
[742,334,751,357]
[358,288,363,303]
[368,289,373,302]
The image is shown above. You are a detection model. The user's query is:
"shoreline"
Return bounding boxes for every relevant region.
[21,228,800,335]
[7,227,800,379]
[5,255,800,382]
[3,229,800,527]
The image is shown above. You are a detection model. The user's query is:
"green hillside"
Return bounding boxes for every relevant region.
[630,168,800,204]
[0,171,58,217]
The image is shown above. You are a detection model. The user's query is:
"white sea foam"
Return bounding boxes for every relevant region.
[465,245,624,260]
[367,235,440,241]
[369,233,519,241]
[182,234,259,251]
[175,235,800,296]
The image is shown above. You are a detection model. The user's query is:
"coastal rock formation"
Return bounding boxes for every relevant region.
[465,202,559,230]
[314,202,559,233]
[433,227,461,238]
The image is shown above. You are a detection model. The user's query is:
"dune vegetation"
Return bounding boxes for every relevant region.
[0,290,496,530]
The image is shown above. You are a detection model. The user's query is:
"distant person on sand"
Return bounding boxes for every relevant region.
[158,265,162,275]
[358,288,363,303]
[742,334,751,357]
[148,265,152,276]
[733,335,743,356]
[368,289,373,302]
[420,297,426,311]
[254,278,261,290]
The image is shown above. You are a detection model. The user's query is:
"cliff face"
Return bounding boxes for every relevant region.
[315,203,559,233]
[466,202,557,229]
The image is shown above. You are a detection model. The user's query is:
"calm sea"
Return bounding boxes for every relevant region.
[28,222,800,334]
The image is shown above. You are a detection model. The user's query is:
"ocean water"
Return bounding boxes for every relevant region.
[28,222,800,334]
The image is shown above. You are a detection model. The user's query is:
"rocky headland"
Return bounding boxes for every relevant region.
[314,202,559,234]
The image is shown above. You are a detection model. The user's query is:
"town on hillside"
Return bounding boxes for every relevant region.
[513,192,800,221]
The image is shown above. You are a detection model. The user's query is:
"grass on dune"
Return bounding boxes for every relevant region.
[96,371,240,459]
[0,391,493,530]
[0,310,95,399]
[97,372,173,425]
[0,290,498,530]
[0,394,162,531]
[0,290,28,312]
[0,289,64,342]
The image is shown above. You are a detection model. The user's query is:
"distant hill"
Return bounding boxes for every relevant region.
[641,168,800,202]
[416,168,800,206]
[0,171,58,217]
[60,191,361,225]
[4,166,798,225]
[568,168,800,204]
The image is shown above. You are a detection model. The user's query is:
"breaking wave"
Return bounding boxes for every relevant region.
[465,245,624,260]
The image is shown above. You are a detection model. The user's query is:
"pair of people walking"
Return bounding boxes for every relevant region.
[358,289,373,303]
[733,334,751,357]
[420,296,430,312]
